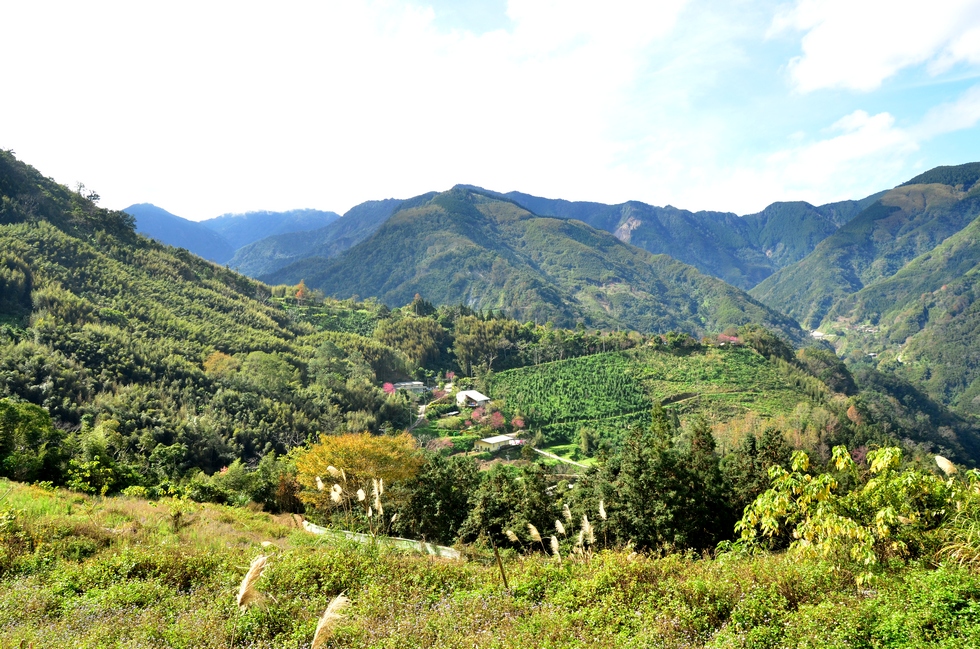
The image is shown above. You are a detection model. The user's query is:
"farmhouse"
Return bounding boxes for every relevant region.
[393,381,427,395]
[474,433,522,453]
[456,389,490,407]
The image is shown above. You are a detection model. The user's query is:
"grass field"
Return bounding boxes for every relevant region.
[3,480,980,647]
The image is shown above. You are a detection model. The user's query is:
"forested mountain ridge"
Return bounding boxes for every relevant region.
[227,198,403,277]
[501,190,879,290]
[124,203,341,266]
[819,213,980,415]
[126,202,236,263]
[751,162,980,328]
[201,208,340,250]
[263,187,806,341]
[0,149,419,483]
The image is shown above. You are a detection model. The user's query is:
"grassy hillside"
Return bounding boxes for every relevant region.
[751,165,980,328]
[4,479,980,647]
[265,188,806,342]
[228,199,403,277]
[503,190,874,290]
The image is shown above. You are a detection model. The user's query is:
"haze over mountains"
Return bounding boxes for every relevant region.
[124,203,340,265]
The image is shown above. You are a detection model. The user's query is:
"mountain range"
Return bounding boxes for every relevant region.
[115,157,980,419]
[262,187,804,340]
[125,203,340,264]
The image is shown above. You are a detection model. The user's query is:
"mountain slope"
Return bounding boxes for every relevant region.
[201,208,340,250]
[228,199,403,277]
[821,214,980,415]
[750,163,980,328]
[264,187,805,341]
[0,150,414,476]
[502,191,874,290]
[125,203,235,263]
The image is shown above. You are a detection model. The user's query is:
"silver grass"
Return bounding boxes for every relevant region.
[311,592,350,649]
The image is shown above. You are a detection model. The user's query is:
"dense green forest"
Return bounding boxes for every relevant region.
[751,166,980,328]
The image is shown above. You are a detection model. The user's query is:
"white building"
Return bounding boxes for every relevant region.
[456,390,490,408]
[474,433,521,453]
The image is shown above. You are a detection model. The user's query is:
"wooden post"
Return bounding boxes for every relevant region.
[489,535,509,591]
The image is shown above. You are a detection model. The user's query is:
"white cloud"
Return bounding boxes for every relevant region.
[916,83,980,137]
[772,0,980,92]
[0,0,689,219]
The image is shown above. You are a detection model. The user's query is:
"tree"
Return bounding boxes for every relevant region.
[0,398,63,482]
[296,432,423,513]
[460,463,553,547]
[392,454,480,545]
[721,426,792,518]
[239,351,299,396]
[599,405,705,550]
[295,279,309,301]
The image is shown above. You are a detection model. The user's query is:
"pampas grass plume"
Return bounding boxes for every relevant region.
[311,592,350,649]
[236,555,268,610]
[936,455,957,476]
[315,476,325,491]
[599,500,607,521]
[356,488,366,502]
[562,503,572,523]
[528,523,542,543]
[550,535,560,561]
[330,484,342,504]
[326,465,341,478]
[582,514,595,545]
[555,519,566,535]
[505,529,519,543]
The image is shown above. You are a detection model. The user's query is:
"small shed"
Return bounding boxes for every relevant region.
[474,433,520,453]
[456,390,490,408]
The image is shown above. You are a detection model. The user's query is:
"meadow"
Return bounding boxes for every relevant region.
[3,479,980,648]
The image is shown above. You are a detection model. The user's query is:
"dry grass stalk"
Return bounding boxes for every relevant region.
[236,554,268,610]
[555,519,566,536]
[505,529,519,543]
[311,592,351,649]
[372,478,384,516]
[936,456,957,476]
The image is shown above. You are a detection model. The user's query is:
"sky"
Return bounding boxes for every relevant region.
[2,0,980,220]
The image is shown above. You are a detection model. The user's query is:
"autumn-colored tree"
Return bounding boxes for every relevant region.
[203,351,240,379]
[295,432,423,512]
[295,279,309,301]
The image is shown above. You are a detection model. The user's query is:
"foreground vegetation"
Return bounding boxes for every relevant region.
[4,476,980,648]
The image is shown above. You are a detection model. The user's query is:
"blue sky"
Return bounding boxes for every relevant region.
[2,0,979,219]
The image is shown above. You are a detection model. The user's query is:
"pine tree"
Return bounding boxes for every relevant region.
[684,416,733,546]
